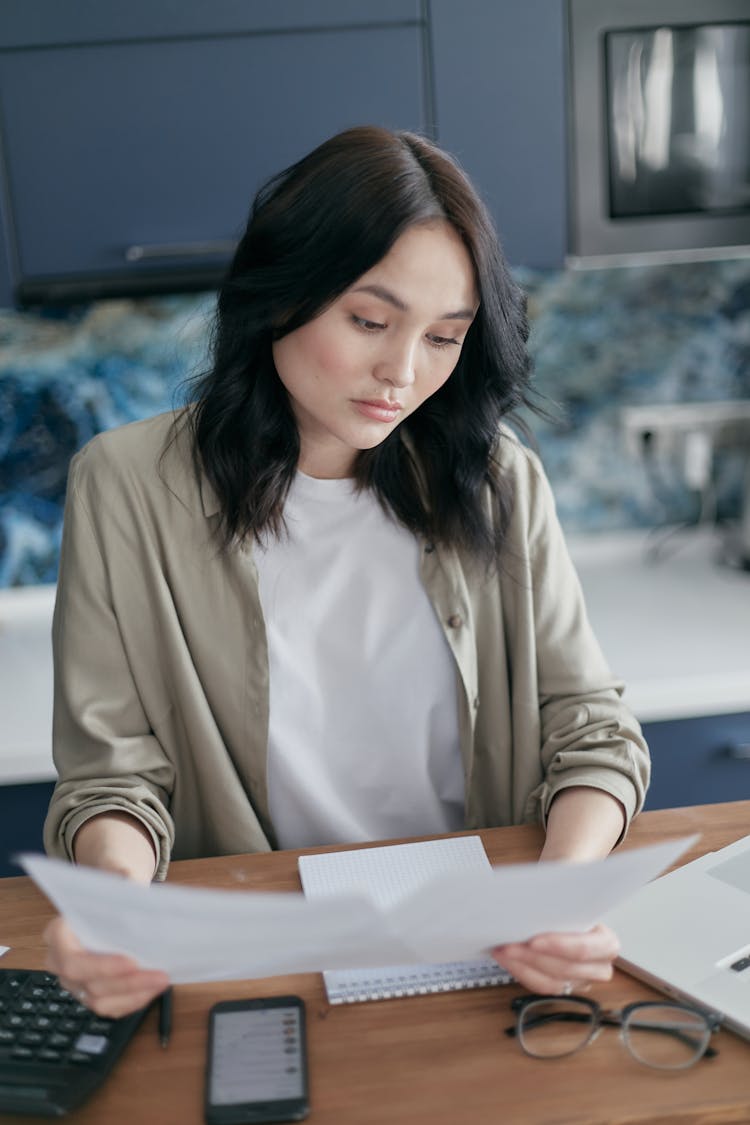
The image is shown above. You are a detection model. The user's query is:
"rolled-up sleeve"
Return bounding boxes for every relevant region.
[535,691,650,829]
[44,448,175,879]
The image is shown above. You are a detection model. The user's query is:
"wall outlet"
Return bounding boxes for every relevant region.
[621,401,750,461]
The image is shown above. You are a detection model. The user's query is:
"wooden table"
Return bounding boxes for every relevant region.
[1,802,749,1124]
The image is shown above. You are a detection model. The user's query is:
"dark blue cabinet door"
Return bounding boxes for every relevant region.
[0,26,425,292]
[0,0,570,304]
[0,781,55,878]
[642,712,750,810]
[429,0,567,268]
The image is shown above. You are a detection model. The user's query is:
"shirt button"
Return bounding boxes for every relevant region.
[447,614,463,629]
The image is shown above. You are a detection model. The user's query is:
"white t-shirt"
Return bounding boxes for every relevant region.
[254,471,464,850]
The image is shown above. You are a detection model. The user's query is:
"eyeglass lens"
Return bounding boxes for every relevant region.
[517,998,711,1069]
[518,998,595,1058]
[623,1004,710,1069]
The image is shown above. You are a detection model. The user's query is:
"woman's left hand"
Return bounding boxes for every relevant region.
[491,923,620,994]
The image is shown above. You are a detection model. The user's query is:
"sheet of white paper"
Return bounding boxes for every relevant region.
[389,835,699,962]
[0,947,8,958]
[17,835,696,984]
[17,855,415,983]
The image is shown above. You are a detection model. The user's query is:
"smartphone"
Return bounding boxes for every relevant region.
[205,995,309,1124]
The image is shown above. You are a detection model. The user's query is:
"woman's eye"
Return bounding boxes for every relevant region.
[427,333,460,349]
[352,315,385,332]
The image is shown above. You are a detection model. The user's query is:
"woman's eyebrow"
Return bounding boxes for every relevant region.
[351,283,475,321]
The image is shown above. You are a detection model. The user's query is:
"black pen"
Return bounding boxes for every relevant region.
[158,986,173,1049]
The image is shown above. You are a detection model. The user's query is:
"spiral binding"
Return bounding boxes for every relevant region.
[324,958,511,1004]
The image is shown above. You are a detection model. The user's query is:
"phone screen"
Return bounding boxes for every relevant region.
[206,997,308,1123]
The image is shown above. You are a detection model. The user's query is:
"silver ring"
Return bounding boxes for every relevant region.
[76,987,88,1004]
[561,981,574,997]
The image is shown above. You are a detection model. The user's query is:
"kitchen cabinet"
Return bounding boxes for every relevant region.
[429,0,567,270]
[0,780,54,879]
[641,712,750,812]
[0,1,428,306]
[0,0,568,307]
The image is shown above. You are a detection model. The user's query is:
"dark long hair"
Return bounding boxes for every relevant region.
[189,125,538,563]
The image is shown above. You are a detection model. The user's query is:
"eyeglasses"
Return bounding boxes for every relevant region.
[506,995,721,1070]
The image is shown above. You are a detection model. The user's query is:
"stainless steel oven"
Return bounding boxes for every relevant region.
[567,0,750,265]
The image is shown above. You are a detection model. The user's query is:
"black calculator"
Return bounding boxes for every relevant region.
[0,969,149,1117]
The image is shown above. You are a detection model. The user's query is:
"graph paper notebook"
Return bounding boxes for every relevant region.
[297,836,511,1004]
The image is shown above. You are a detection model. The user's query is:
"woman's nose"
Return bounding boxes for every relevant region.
[374,337,417,387]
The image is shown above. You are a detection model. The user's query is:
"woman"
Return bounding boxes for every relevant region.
[43,126,650,1016]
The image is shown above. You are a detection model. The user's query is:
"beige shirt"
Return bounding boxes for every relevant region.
[44,411,650,879]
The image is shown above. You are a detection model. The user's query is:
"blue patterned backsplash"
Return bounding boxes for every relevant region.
[1,258,749,587]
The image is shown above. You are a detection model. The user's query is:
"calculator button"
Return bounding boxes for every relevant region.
[19,1032,45,1046]
[10,1046,34,1060]
[38,1049,62,1062]
[74,1034,109,1056]
[69,1051,97,1065]
[48,1032,73,1049]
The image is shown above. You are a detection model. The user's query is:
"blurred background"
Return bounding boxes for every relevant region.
[0,0,748,873]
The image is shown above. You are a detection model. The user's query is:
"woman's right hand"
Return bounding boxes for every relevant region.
[43,915,170,1018]
[44,811,168,1016]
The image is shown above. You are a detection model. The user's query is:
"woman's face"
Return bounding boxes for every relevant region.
[271,221,478,479]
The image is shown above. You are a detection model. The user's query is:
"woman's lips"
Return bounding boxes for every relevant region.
[352,399,403,422]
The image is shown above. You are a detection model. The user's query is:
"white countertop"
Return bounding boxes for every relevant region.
[0,584,55,784]
[0,527,748,785]
[567,527,750,723]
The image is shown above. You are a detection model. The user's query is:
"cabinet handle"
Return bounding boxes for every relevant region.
[723,742,750,760]
[124,240,237,262]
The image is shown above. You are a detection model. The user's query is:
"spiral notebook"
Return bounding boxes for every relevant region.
[298,835,511,1004]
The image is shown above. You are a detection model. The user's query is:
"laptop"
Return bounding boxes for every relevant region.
[604,833,750,1040]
